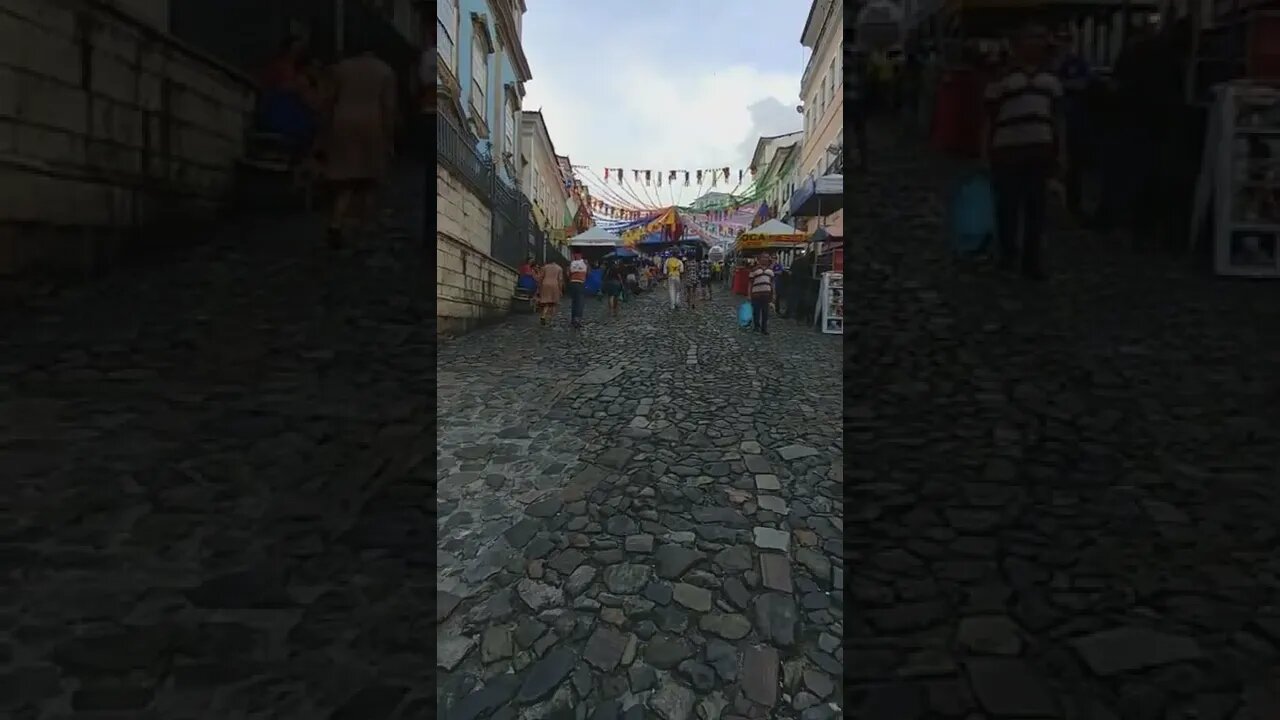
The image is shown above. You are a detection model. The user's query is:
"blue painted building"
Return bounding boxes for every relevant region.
[439,0,531,185]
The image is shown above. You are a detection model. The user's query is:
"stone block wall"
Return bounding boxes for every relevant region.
[436,164,516,336]
[0,0,256,277]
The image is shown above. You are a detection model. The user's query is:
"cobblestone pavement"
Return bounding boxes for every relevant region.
[436,287,843,719]
[0,169,438,719]
[847,129,1280,718]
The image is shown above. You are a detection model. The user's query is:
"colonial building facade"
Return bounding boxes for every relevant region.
[794,0,844,233]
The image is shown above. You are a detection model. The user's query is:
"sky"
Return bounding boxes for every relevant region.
[520,0,811,209]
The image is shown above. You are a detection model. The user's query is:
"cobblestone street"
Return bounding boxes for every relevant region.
[847,129,1280,719]
[437,289,843,719]
[1,169,437,719]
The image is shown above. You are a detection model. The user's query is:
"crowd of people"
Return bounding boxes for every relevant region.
[256,35,403,248]
[847,12,1197,278]
[515,246,830,335]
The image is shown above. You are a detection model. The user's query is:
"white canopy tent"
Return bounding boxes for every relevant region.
[746,219,802,236]
[568,226,622,247]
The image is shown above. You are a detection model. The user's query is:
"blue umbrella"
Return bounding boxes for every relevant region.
[603,247,639,260]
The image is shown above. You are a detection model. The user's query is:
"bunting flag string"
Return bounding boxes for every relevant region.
[573,150,799,220]
[577,167,658,215]
[573,164,765,197]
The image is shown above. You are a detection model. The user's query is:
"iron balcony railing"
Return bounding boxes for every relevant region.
[437,116,569,270]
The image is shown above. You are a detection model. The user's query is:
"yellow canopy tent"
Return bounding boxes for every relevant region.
[735,219,807,253]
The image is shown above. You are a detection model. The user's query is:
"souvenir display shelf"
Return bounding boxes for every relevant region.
[1215,84,1280,277]
[815,271,843,335]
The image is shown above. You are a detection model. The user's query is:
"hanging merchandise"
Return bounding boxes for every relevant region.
[656,172,662,187]
[669,171,677,183]
[723,168,730,181]
[604,169,609,181]
[1191,83,1280,278]
[684,171,690,186]
[815,272,843,334]
[739,169,745,182]
[711,171,717,187]
[645,170,651,185]
[696,170,703,184]
[617,169,623,184]
[633,170,640,182]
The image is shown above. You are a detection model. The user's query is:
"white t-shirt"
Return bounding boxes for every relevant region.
[569,259,588,282]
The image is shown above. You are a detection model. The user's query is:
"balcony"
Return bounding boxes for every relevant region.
[824,150,844,175]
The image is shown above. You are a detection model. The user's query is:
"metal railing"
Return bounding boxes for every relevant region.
[437,116,569,270]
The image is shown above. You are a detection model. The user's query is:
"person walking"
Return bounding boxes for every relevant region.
[322,41,398,248]
[699,255,712,300]
[567,253,589,328]
[979,20,1064,281]
[603,262,625,318]
[748,254,775,334]
[664,253,685,310]
[684,255,701,310]
[1053,29,1093,218]
[536,259,564,325]
[625,264,639,297]
[774,266,790,317]
[517,256,539,311]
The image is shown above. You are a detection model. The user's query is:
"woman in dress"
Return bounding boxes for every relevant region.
[321,40,398,247]
[536,260,564,326]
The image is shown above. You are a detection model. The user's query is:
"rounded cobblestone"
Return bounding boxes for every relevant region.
[437,285,842,718]
[845,124,1280,719]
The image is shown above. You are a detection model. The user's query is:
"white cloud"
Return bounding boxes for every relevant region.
[524,62,801,207]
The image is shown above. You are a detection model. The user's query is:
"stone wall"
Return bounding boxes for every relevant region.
[0,0,256,277]
[436,164,516,336]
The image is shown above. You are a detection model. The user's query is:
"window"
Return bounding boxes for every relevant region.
[829,58,836,99]
[437,0,459,73]
[471,33,488,115]
[504,97,517,159]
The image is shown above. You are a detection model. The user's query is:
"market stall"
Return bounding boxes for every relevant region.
[815,271,844,334]
[569,225,622,251]
[807,225,845,274]
[569,226,623,290]
[1190,82,1280,277]
[732,219,807,295]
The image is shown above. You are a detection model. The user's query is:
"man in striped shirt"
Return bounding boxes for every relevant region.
[748,254,775,335]
[980,21,1066,281]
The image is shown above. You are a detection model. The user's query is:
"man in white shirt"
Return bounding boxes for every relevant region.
[568,254,589,328]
